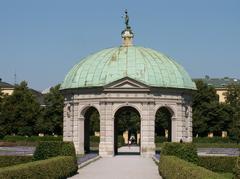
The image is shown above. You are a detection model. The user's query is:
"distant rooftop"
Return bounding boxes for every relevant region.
[0,78,14,88]
[0,78,44,105]
[193,76,240,88]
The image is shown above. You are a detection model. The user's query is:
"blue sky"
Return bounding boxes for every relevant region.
[0,0,239,91]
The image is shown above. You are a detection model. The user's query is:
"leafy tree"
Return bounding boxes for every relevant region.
[155,107,171,137]
[115,108,140,135]
[192,80,219,109]
[0,88,7,138]
[0,81,41,136]
[225,83,240,143]
[225,83,240,107]
[89,110,100,135]
[192,80,231,136]
[37,84,64,135]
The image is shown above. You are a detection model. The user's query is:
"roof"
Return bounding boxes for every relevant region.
[60,46,196,90]
[194,76,240,88]
[0,79,45,105]
[0,80,14,88]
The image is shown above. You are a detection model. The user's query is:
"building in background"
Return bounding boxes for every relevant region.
[194,76,240,103]
[0,78,15,95]
[0,78,44,106]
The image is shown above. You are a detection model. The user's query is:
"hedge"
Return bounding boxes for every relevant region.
[0,156,33,168]
[155,136,168,143]
[234,157,240,179]
[199,156,237,173]
[33,141,76,161]
[118,135,125,147]
[90,136,100,143]
[161,142,199,164]
[0,156,77,179]
[2,135,63,142]
[159,155,226,179]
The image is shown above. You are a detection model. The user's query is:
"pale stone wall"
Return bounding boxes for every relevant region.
[216,88,227,103]
[62,79,193,157]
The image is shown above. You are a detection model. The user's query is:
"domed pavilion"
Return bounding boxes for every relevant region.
[60,11,196,157]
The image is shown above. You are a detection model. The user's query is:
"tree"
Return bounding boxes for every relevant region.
[116,109,140,135]
[155,107,171,137]
[89,110,100,135]
[192,80,231,136]
[1,81,41,136]
[37,84,64,135]
[0,88,7,138]
[225,83,240,143]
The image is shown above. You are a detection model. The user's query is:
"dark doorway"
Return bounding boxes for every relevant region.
[114,106,141,155]
[84,107,100,154]
[155,107,172,143]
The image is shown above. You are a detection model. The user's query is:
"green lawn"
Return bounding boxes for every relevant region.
[218,172,234,179]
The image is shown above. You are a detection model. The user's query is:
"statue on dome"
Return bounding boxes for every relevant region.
[124,9,130,29]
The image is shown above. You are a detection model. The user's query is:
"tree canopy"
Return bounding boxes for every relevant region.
[192,80,232,136]
[225,83,240,142]
[0,81,41,136]
[0,82,64,138]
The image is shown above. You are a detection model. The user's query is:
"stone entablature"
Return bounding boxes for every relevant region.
[62,77,193,157]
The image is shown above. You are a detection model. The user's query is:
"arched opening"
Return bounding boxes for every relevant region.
[155,107,173,149]
[83,107,100,154]
[114,106,141,155]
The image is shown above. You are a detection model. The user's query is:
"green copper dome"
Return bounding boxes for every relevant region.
[61,46,196,90]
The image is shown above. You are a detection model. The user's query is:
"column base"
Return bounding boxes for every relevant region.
[99,142,114,157]
[141,143,155,157]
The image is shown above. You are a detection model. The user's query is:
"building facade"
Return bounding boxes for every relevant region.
[194,76,240,103]
[60,13,196,157]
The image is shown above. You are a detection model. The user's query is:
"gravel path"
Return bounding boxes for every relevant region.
[0,146,35,156]
[70,155,161,179]
[197,148,239,156]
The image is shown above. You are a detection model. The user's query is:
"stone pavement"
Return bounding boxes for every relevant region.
[69,155,161,179]
[197,148,239,156]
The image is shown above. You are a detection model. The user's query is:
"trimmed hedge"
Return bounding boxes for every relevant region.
[234,157,240,179]
[199,156,237,173]
[0,156,77,179]
[90,136,100,143]
[161,142,199,164]
[0,156,33,168]
[33,141,76,161]
[155,136,168,143]
[2,135,63,142]
[118,135,125,147]
[159,155,226,179]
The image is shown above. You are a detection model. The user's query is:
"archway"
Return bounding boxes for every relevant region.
[114,106,141,155]
[155,107,173,147]
[83,107,100,153]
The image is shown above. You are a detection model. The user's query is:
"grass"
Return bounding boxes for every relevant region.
[218,172,234,179]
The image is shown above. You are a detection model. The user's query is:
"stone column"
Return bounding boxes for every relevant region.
[171,117,178,142]
[77,117,85,154]
[99,102,114,157]
[63,104,73,142]
[72,102,81,154]
[186,106,193,142]
[141,102,155,157]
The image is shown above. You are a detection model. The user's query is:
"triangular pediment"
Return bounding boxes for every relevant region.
[104,77,150,92]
